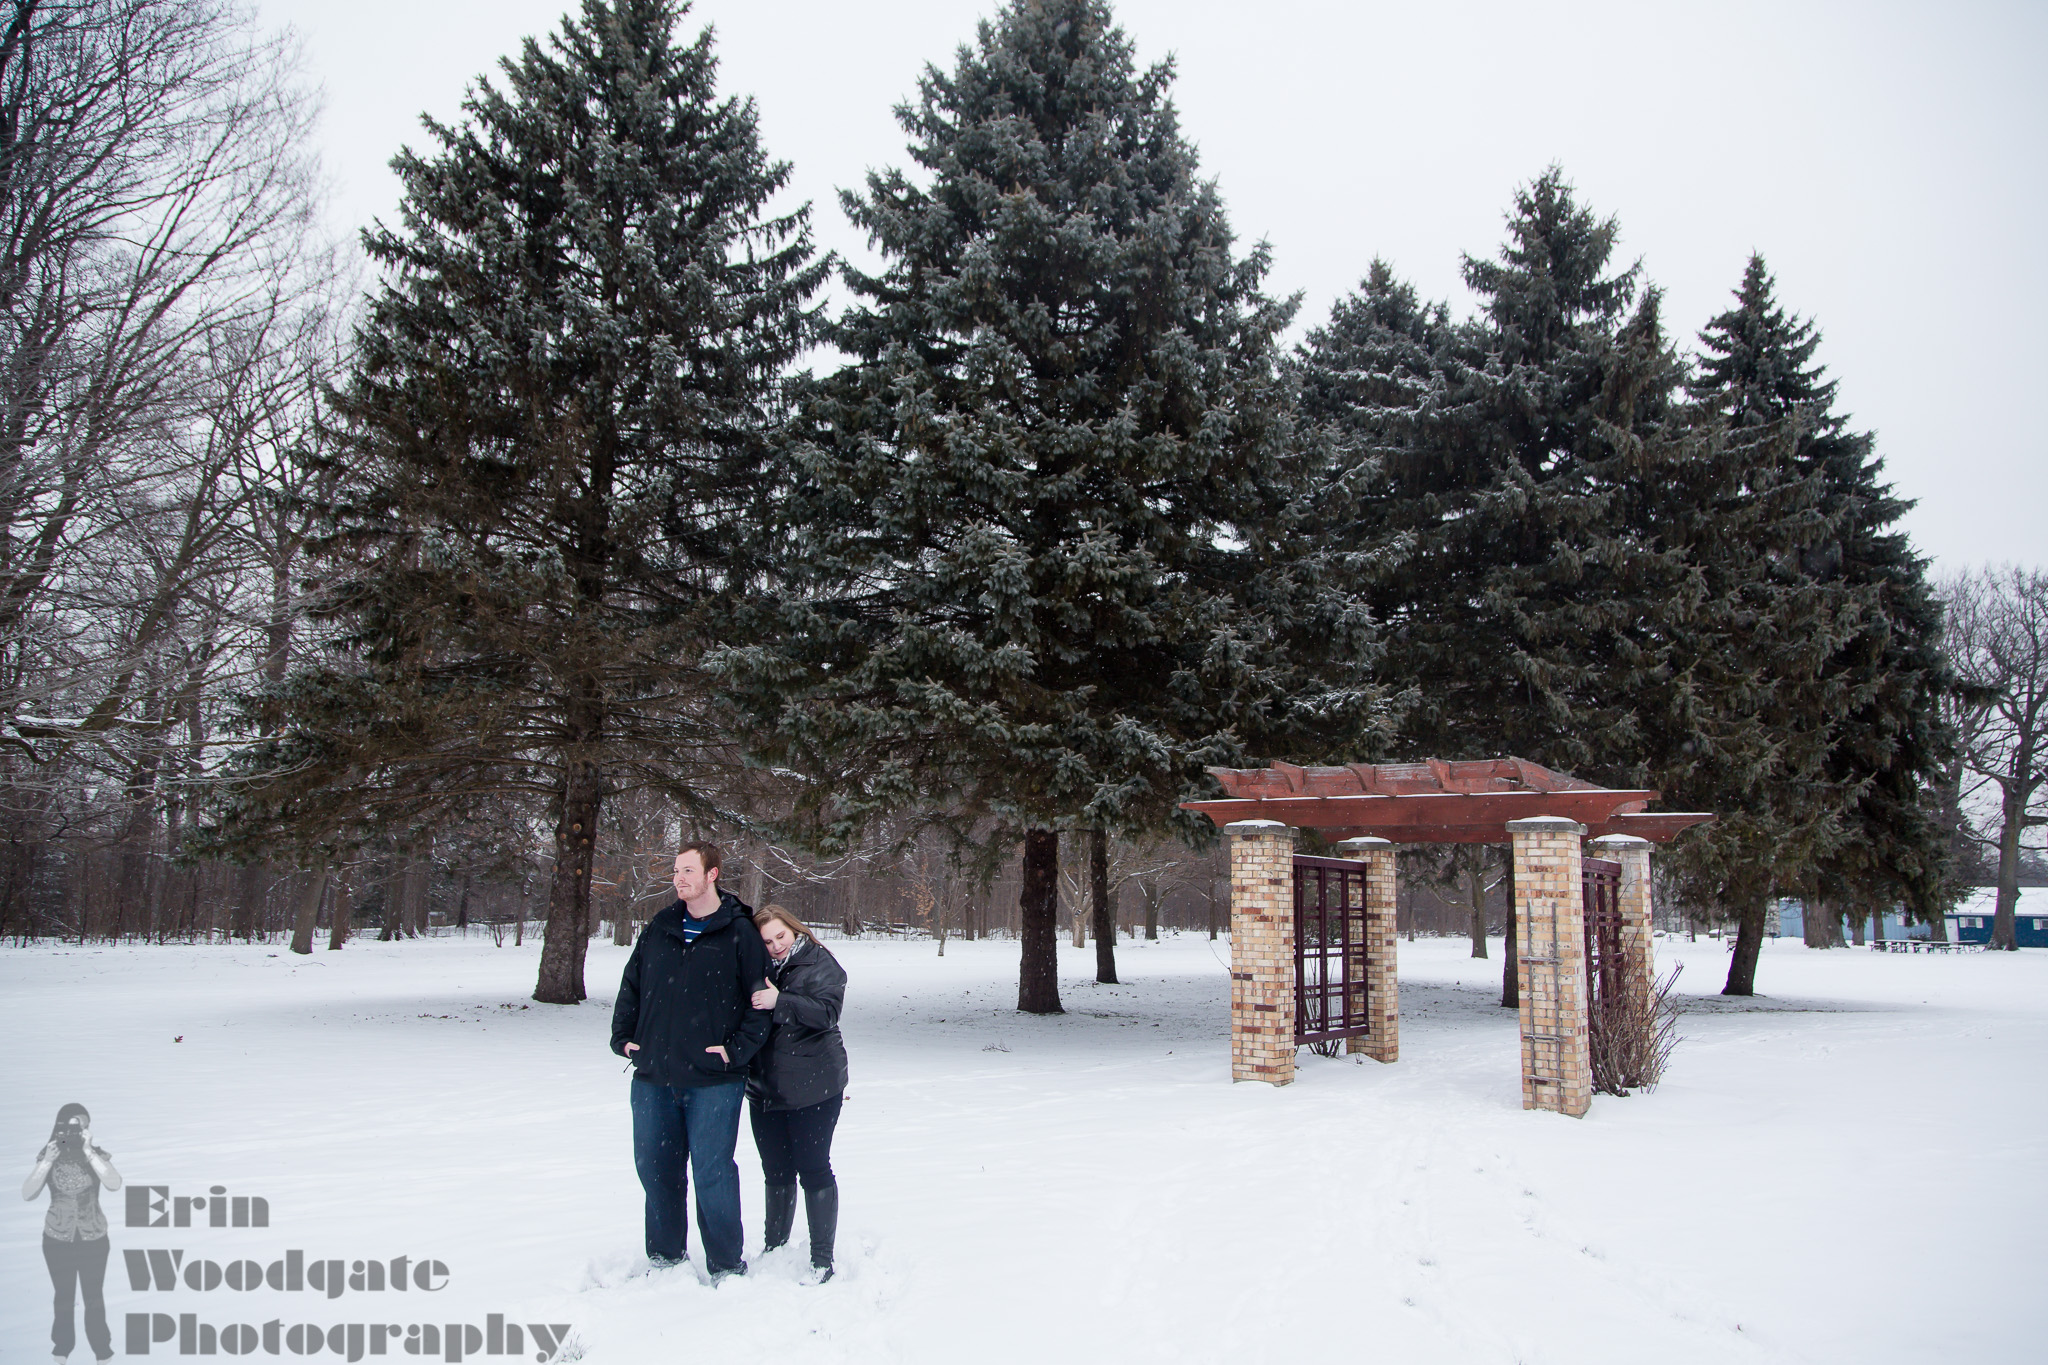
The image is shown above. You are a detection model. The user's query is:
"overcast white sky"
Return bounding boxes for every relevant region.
[255,0,2046,573]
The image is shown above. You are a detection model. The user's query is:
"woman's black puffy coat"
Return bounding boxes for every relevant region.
[748,939,850,1112]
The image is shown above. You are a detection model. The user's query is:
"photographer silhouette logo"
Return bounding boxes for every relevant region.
[26,1103,120,1364]
[25,1103,576,1362]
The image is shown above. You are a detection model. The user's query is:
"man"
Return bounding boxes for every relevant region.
[612,841,770,1279]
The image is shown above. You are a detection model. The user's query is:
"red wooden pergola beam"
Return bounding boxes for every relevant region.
[1208,757,1621,801]
[1305,813,1715,843]
[1188,759,1716,844]
[1182,789,1660,831]
[1591,812,1716,841]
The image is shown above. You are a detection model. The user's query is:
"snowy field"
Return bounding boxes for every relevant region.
[6,929,2044,1364]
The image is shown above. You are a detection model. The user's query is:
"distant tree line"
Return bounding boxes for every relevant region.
[0,0,335,941]
[7,0,2040,1004]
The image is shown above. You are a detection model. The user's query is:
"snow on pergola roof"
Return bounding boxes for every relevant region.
[1181,757,1715,844]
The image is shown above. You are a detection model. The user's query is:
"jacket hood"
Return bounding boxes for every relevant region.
[653,888,753,942]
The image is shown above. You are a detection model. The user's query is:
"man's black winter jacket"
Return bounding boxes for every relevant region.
[611,890,771,1087]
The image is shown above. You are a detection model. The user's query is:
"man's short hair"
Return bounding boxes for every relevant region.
[676,841,722,877]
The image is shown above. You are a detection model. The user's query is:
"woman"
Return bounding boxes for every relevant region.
[748,905,849,1283]
[24,1103,121,1364]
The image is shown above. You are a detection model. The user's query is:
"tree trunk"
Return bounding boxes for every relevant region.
[1070,873,1086,947]
[289,869,329,955]
[842,872,863,937]
[408,851,431,937]
[1500,853,1518,1008]
[536,756,601,1003]
[112,721,165,939]
[396,857,414,938]
[612,884,636,945]
[327,873,352,951]
[1992,781,2029,951]
[234,861,266,941]
[397,854,417,938]
[456,875,472,933]
[1466,851,1488,959]
[1143,882,1160,940]
[112,827,149,943]
[1848,905,1868,946]
[1017,829,1062,1013]
[1802,896,1828,948]
[1090,827,1117,984]
[64,842,87,942]
[142,822,168,942]
[1723,899,1769,995]
[379,856,403,942]
[158,858,186,942]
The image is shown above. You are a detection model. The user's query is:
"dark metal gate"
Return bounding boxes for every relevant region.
[1581,856,1624,1012]
[1294,855,1372,1050]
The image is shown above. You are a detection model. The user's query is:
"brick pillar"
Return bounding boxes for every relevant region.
[1335,837,1398,1062]
[1228,820,1296,1085]
[1507,816,1591,1116]
[1591,834,1656,1019]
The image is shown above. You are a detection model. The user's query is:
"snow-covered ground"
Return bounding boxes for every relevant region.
[6,931,2043,1364]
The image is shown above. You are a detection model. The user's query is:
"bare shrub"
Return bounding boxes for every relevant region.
[1590,964,1683,1096]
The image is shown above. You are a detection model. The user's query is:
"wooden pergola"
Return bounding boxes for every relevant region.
[1181,758,1713,1116]
[1184,757,1713,844]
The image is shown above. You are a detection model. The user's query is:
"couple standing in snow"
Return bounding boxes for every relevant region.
[611,842,850,1284]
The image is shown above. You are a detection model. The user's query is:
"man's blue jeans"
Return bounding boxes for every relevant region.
[630,1076,746,1272]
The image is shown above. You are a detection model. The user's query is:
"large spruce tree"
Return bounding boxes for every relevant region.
[213,0,824,1002]
[1687,255,1952,987]
[719,0,1383,1012]
[1298,197,1950,999]
[1302,229,1957,998]
[1299,175,1770,1002]
[1298,171,1686,780]
[1645,263,1857,993]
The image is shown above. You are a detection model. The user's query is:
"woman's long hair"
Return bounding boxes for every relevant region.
[753,904,820,947]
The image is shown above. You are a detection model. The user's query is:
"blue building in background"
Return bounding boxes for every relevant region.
[1771,890,2046,946]
[1771,900,1921,941]
[1950,897,2048,947]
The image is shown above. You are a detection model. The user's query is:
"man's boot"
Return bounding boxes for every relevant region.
[763,1184,797,1251]
[803,1182,838,1281]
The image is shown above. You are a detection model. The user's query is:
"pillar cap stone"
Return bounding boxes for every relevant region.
[1334,836,1392,847]
[1588,833,1652,847]
[1505,816,1587,834]
[1225,819,1291,832]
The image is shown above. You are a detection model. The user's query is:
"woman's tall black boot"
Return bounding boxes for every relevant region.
[803,1182,838,1282]
[763,1184,797,1251]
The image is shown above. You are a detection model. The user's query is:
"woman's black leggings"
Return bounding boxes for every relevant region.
[44,1233,112,1359]
[749,1094,842,1191]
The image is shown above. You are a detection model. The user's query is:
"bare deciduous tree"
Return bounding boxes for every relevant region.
[1943,567,2048,951]
[0,0,333,944]
[1,0,317,746]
